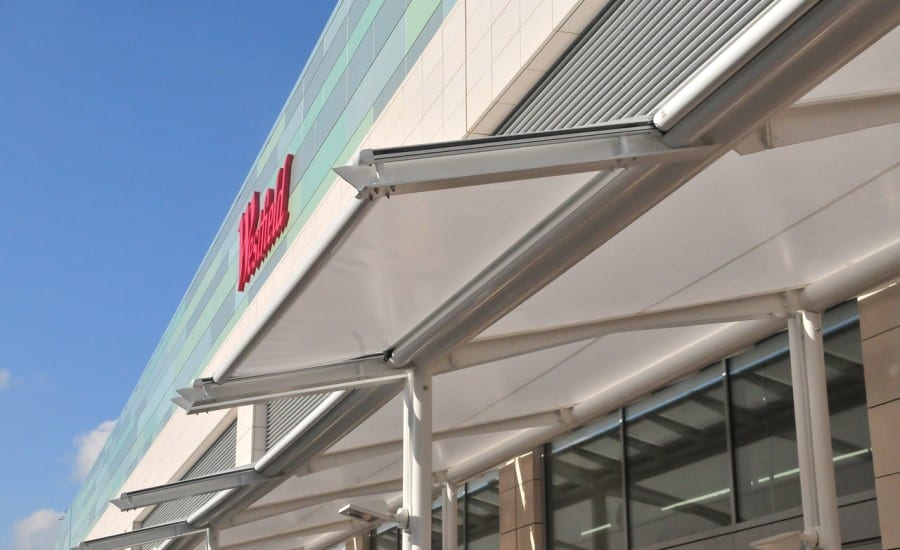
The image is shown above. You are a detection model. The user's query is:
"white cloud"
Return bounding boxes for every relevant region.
[0,368,11,390]
[73,420,116,481]
[13,508,64,550]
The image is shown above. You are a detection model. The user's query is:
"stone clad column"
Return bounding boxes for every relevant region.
[499,450,546,550]
[859,282,900,549]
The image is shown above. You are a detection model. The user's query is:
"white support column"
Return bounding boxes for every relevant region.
[789,310,842,549]
[206,528,220,550]
[442,482,458,550]
[403,370,433,550]
[787,316,820,532]
[801,311,842,550]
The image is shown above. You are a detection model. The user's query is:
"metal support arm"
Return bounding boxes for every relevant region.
[112,467,272,511]
[334,124,714,200]
[174,355,404,414]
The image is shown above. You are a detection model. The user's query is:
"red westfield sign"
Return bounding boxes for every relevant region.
[238,154,293,291]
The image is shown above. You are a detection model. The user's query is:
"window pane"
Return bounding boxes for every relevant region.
[466,474,500,550]
[372,526,399,550]
[823,302,875,496]
[732,302,875,522]
[625,364,732,547]
[550,415,625,550]
[433,503,443,550]
[730,332,801,521]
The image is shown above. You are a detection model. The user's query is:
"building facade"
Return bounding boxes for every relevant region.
[63,1,900,549]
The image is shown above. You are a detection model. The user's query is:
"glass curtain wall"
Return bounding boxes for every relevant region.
[731,301,874,521]
[548,301,875,549]
[372,526,400,550]
[549,414,625,550]
[371,477,485,550]
[466,472,500,550]
[821,303,874,496]
[625,364,731,546]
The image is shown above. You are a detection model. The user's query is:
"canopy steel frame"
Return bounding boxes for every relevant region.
[442,291,791,371]
[333,123,715,200]
[109,407,568,519]
[74,521,203,550]
[229,478,403,527]
[735,88,900,154]
[403,370,432,550]
[175,355,400,414]
[112,467,272,511]
[787,310,842,549]
[221,520,357,550]
[181,235,897,550]
[175,292,791,413]
[207,408,568,529]
[441,483,458,550]
[301,407,569,476]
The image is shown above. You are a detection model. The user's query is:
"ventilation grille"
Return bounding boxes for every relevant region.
[499,0,775,134]
[140,421,237,549]
[266,393,333,450]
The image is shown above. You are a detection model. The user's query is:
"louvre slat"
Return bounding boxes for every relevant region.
[500,0,776,134]
[266,393,333,450]
[140,422,237,549]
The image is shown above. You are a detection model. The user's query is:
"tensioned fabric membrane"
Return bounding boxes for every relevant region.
[83,1,900,549]
[216,99,898,550]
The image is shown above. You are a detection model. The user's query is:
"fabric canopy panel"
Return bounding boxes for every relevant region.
[211,107,899,548]
[229,172,590,379]
[485,121,900,338]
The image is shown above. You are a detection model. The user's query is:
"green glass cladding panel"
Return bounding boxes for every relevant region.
[59,1,458,547]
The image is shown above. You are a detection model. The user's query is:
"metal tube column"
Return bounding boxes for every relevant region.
[205,529,219,550]
[788,310,842,549]
[442,483,458,550]
[403,370,433,550]
[801,311,842,549]
[787,316,820,532]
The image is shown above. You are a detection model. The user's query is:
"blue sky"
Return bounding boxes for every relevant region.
[0,2,336,547]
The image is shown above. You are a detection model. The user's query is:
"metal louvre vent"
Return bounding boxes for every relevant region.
[266,393,333,450]
[499,0,775,134]
[140,422,237,549]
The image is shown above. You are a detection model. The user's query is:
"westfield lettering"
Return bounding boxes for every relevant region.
[237,154,293,291]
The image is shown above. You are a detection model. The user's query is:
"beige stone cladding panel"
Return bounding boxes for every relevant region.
[465,0,613,137]
[499,450,546,550]
[859,282,900,550]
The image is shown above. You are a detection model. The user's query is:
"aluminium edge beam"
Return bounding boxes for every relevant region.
[442,291,792,371]
[175,292,791,415]
[174,354,403,414]
[333,123,715,200]
[74,521,203,550]
[111,467,272,511]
